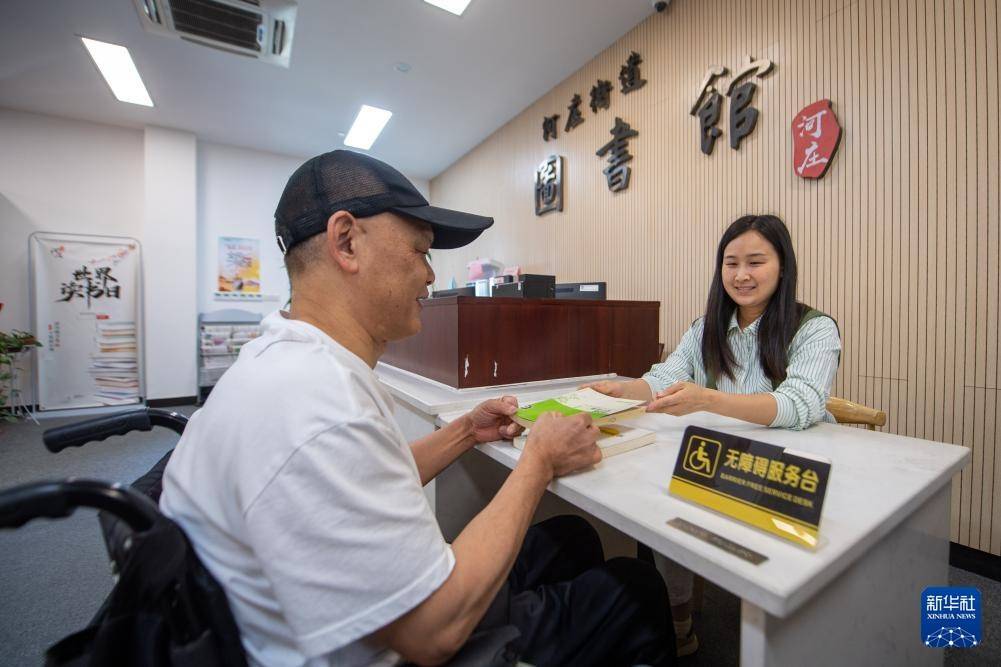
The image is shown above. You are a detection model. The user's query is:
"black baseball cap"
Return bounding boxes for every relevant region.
[274,150,493,253]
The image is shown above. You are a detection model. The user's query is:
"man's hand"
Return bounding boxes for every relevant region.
[646,381,714,416]
[522,412,602,478]
[466,396,524,443]
[380,411,595,664]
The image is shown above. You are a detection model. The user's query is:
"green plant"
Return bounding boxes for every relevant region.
[0,330,41,422]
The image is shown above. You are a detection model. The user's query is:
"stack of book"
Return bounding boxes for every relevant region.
[90,321,139,405]
[511,388,656,458]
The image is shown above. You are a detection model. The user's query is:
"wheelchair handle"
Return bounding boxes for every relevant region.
[43,408,189,452]
[0,479,161,532]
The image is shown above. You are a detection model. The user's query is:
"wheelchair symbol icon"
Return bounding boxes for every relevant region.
[687,444,713,472]
[682,436,721,478]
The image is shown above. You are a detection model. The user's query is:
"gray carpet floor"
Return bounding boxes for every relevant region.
[1,405,998,665]
[0,406,195,666]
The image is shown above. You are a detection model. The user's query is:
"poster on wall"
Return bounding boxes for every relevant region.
[29,233,144,411]
[217,237,261,294]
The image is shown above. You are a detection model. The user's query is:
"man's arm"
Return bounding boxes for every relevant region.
[377,412,600,665]
[410,397,521,485]
[409,415,476,486]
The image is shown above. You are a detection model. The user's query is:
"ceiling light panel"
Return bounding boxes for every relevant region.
[343,105,393,150]
[81,37,154,107]
[424,0,473,16]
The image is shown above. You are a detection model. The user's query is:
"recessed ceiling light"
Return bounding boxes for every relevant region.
[80,37,153,107]
[395,62,412,73]
[343,105,393,150]
[424,0,473,16]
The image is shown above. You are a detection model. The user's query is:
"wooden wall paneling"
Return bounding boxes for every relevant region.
[427,0,1001,555]
[972,0,986,549]
[986,0,1001,556]
[924,0,948,533]
[947,0,967,544]
[981,0,997,553]
[975,0,996,554]
[880,0,895,437]
[885,0,903,441]
[958,0,973,544]
[900,0,916,444]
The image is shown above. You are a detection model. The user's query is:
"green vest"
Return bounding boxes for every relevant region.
[704,306,834,391]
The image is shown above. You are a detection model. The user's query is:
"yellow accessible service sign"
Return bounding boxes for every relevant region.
[669,426,832,549]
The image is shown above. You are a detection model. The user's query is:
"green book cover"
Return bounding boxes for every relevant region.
[515,388,644,423]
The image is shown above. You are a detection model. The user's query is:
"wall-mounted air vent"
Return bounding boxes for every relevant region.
[132,0,296,68]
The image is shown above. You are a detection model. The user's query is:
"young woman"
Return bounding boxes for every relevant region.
[585,214,841,657]
[587,214,841,431]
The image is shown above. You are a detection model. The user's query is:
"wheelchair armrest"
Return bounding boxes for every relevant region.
[43,408,189,452]
[0,479,161,532]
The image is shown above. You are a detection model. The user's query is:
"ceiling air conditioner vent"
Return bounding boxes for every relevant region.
[138,0,164,24]
[132,0,296,68]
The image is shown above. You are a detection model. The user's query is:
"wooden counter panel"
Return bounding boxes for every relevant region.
[384,297,660,388]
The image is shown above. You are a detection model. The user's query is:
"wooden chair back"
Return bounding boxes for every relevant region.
[827,396,887,430]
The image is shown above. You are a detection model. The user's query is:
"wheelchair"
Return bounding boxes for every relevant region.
[0,408,520,666]
[0,409,246,666]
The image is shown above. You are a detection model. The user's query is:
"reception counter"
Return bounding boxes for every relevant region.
[382,296,660,388]
[378,362,969,667]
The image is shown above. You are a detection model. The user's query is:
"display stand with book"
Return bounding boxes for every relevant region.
[197,309,262,404]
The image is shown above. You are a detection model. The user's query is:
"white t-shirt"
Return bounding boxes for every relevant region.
[160,311,455,666]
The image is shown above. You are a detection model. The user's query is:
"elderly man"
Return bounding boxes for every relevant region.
[160,150,674,666]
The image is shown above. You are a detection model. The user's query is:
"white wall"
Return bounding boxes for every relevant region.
[0,109,145,329]
[1,107,434,403]
[0,112,201,403]
[0,109,145,406]
[410,176,430,200]
[197,142,302,316]
[197,142,430,317]
[143,127,198,399]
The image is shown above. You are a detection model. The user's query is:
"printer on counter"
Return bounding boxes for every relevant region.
[554,282,606,300]
[491,274,555,299]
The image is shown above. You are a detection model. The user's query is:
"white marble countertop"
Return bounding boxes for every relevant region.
[376,362,623,415]
[435,409,969,618]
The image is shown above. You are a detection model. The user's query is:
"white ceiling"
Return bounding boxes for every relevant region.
[0,0,657,179]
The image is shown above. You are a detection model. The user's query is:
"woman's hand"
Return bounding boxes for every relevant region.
[579,380,626,397]
[580,379,654,402]
[646,382,715,416]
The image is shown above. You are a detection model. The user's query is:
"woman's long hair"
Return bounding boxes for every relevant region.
[702,215,802,385]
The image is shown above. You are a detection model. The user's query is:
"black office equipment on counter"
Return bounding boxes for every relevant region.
[491,274,556,299]
[431,286,477,298]
[555,282,607,300]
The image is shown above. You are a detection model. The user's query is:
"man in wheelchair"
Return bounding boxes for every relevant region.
[160,150,675,666]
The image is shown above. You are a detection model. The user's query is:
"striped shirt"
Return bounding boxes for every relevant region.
[642,313,842,430]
